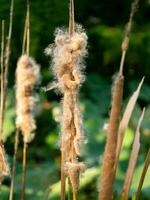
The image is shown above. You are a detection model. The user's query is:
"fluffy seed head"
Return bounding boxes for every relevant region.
[65,162,85,191]
[45,25,88,93]
[16,55,40,143]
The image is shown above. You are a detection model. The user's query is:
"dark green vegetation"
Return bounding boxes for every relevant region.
[0,0,150,199]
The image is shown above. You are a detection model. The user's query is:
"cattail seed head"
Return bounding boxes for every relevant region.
[65,161,85,191]
[46,24,87,192]
[16,55,40,143]
[46,26,87,93]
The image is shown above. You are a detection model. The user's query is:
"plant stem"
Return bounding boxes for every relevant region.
[61,150,66,200]
[67,178,71,200]
[0,20,5,140]
[3,0,14,119]
[20,142,27,200]
[73,190,77,200]
[22,0,30,55]
[9,129,20,200]
[26,0,30,56]
[69,0,74,36]
[22,14,27,55]
[136,149,150,200]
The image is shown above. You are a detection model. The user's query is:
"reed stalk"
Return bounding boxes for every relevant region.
[20,1,30,199]
[9,129,20,200]
[20,142,27,200]
[0,20,5,139]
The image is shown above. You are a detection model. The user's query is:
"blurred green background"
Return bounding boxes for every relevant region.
[1,0,150,199]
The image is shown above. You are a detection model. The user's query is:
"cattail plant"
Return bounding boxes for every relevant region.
[15,55,40,199]
[45,0,87,199]
[99,0,139,199]
[9,1,40,200]
[114,0,140,172]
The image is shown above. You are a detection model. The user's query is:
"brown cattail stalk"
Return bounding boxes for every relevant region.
[45,0,87,199]
[99,73,124,200]
[121,108,145,200]
[136,149,150,200]
[114,77,144,171]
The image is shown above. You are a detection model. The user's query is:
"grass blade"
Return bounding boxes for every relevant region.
[115,77,144,171]
[121,108,145,200]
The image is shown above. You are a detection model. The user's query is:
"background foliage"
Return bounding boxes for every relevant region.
[0,0,150,199]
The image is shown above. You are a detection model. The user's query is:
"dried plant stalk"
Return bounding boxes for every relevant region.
[99,74,124,200]
[0,20,5,140]
[0,0,14,187]
[2,0,14,131]
[136,149,150,200]
[114,77,144,171]
[0,20,10,187]
[9,129,20,200]
[121,108,145,200]
[20,142,27,200]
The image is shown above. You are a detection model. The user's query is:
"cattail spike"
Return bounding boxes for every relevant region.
[69,0,75,36]
[16,55,40,143]
[122,0,139,52]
